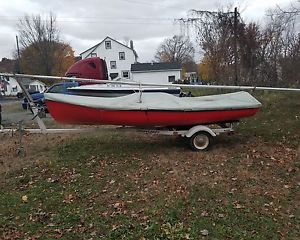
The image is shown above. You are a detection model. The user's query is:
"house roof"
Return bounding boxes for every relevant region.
[80,36,138,58]
[131,62,181,72]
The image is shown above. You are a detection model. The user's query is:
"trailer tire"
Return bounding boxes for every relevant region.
[189,131,211,151]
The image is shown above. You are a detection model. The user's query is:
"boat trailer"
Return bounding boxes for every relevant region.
[0,74,236,152]
[119,123,234,151]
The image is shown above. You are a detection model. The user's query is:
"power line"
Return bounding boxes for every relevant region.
[119,0,166,8]
[0,16,175,25]
[0,16,174,20]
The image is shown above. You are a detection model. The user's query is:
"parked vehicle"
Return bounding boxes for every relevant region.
[22,82,80,112]
[65,57,181,97]
[22,57,183,111]
[21,57,108,111]
[17,90,40,99]
[22,92,44,110]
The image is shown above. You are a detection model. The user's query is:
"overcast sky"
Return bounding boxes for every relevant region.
[0,0,293,62]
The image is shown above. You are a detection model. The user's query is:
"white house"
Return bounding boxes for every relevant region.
[186,72,198,83]
[0,75,46,96]
[80,36,138,80]
[131,62,182,84]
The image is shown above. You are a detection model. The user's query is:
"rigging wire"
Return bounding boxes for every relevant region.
[0,16,176,25]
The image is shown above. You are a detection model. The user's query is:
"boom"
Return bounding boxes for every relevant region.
[1,73,300,92]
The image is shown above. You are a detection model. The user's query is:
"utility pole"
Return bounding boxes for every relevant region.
[16,35,21,73]
[233,7,238,85]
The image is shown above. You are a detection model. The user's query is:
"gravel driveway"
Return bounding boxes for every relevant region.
[0,99,35,126]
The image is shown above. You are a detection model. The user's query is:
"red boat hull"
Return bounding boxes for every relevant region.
[46,100,260,127]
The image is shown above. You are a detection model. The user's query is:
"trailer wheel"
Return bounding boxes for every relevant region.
[189,131,211,151]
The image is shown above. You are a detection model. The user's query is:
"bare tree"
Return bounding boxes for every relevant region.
[259,3,300,86]
[17,14,72,76]
[178,2,300,87]
[155,35,195,64]
[178,8,243,84]
[277,0,300,14]
[18,14,58,48]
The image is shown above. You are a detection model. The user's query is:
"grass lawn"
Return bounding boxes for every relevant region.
[0,91,299,239]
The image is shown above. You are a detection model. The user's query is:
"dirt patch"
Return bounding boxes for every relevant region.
[0,126,114,176]
[0,133,76,176]
[1,100,23,113]
[144,135,299,200]
[1,130,299,239]
[1,101,36,127]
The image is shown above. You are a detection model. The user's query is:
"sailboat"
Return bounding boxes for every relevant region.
[44,91,261,127]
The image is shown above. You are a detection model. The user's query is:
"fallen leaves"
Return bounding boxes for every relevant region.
[63,194,75,204]
[1,131,300,239]
[200,229,209,236]
[21,195,28,203]
[160,222,191,239]
[201,211,209,217]
[234,203,244,209]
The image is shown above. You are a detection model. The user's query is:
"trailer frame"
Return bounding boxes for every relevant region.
[119,123,234,150]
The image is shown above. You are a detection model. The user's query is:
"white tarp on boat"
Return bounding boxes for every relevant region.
[45,91,261,111]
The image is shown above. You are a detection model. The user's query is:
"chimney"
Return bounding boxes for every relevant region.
[130,40,134,50]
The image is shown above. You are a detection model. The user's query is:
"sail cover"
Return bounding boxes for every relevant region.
[45,91,261,111]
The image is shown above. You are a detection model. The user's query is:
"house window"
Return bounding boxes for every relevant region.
[122,71,130,78]
[110,73,119,79]
[110,61,117,69]
[168,75,175,82]
[119,52,125,60]
[105,41,111,49]
[91,52,97,57]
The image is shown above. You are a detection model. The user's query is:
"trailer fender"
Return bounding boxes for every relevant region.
[185,125,217,138]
